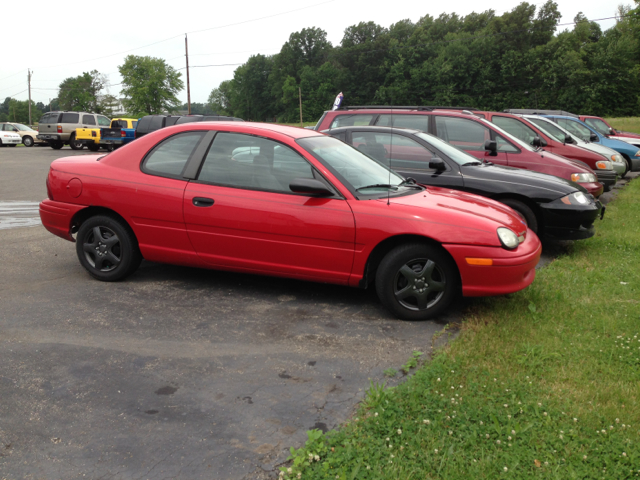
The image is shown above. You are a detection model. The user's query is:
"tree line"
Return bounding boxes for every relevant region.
[214,0,640,122]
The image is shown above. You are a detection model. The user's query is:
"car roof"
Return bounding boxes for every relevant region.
[166,121,324,139]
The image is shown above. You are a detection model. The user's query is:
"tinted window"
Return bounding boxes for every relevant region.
[527,118,569,142]
[97,116,110,126]
[82,115,96,125]
[165,116,180,126]
[351,131,433,170]
[376,114,429,132]
[330,114,374,129]
[136,117,150,132]
[436,116,518,153]
[132,121,138,128]
[60,113,79,123]
[149,116,165,131]
[176,116,202,124]
[143,132,205,177]
[198,133,314,193]
[111,120,128,128]
[491,116,539,145]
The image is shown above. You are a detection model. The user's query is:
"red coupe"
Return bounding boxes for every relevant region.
[40,123,541,320]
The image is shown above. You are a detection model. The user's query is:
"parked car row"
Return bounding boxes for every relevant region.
[1,122,46,147]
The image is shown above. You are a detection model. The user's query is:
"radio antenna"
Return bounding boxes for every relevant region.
[387,103,393,206]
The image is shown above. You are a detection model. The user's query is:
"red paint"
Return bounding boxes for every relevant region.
[40,122,541,300]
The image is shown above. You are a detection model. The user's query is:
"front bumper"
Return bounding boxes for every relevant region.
[37,134,63,142]
[595,170,618,192]
[1,136,20,145]
[539,197,603,241]
[39,199,87,241]
[444,231,542,297]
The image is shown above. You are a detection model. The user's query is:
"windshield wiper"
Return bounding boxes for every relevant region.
[356,184,399,192]
[399,178,423,188]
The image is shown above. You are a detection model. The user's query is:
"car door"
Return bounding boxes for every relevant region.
[432,115,512,167]
[183,132,356,285]
[347,130,463,188]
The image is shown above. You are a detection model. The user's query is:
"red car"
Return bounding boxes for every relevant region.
[40,122,541,321]
[315,108,604,197]
[579,115,640,140]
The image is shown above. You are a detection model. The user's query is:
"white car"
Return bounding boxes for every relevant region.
[0,130,21,147]
[0,122,45,147]
[524,115,627,177]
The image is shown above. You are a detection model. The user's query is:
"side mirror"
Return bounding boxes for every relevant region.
[589,133,598,142]
[429,157,446,171]
[564,135,574,144]
[608,127,615,135]
[289,178,333,197]
[484,140,497,156]
[532,136,542,147]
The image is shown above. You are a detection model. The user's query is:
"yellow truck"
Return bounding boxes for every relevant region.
[75,118,138,152]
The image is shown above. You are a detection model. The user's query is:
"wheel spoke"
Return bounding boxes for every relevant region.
[398,264,417,282]
[93,226,107,244]
[416,292,428,310]
[418,260,436,280]
[394,284,414,301]
[428,280,446,292]
[104,235,119,248]
[83,242,97,254]
[105,251,120,267]
[93,254,105,270]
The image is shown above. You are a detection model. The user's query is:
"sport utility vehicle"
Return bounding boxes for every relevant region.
[37,111,111,150]
[315,107,604,197]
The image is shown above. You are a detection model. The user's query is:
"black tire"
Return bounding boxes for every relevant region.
[375,243,459,321]
[76,215,142,282]
[87,143,100,152]
[22,136,34,147]
[500,199,538,233]
[104,144,115,152]
[621,157,630,178]
[69,134,84,150]
[0,140,3,147]
[50,141,63,150]
[8,144,16,147]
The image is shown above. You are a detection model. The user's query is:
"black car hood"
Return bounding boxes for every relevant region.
[461,162,582,198]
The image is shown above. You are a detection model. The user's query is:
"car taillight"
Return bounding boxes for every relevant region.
[121,131,126,137]
[46,177,54,201]
[92,131,96,137]
[57,125,62,133]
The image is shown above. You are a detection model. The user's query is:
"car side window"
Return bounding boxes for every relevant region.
[83,115,96,125]
[584,118,610,135]
[61,113,79,124]
[197,132,315,194]
[435,116,488,151]
[97,116,111,126]
[351,132,434,171]
[376,114,429,132]
[556,119,592,142]
[491,116,538,145]
[142,132,205,178]
[329,114,374,129]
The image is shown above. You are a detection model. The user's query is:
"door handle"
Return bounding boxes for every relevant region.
[193,197,214,207]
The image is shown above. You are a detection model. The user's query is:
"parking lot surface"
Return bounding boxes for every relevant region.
[0,146,636,479]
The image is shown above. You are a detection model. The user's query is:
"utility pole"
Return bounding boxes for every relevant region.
[298,87,303,126]
[28,69,32,126]
[185,34,191,115]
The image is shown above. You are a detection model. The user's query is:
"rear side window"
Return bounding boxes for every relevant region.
[352,131,433,170]
[556,119,592,141]
[97,116,110,126]
[165,117,180,126]
[376,114,429,132]
[584,118,610,136]
[136,117,150,132]
[132,121,138,128]
[82,115,96,125]
[112,120,127,128]
[60,113,79,123]
[176,116,201,124]
[149,116,165,131]
[142,132,205,178]
[329,114,374,129]
[435,116,488,151]
[491,116,539,145]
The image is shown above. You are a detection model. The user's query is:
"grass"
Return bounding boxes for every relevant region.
[280,178,640,479]
[605,117,640,135]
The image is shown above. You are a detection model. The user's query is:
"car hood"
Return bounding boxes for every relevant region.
[461,162,577,196]
[384,186,527,237]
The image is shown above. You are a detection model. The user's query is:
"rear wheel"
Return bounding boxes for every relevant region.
[375,243,458,321]
[76,215,142,281]
[69,134,83,150]
[87,143,100,152]
[104,144,115,152]
[22,136,34,147]
[500,199,538,233]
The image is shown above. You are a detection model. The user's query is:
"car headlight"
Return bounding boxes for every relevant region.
[635,150,640,157]
[570,172,597,183]
[612,154,624,164]
[594,160,612,170]
[497,227,520,250]
[560,191,590,205]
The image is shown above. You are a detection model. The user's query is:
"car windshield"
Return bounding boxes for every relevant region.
[480,119,535,152]
[585,117,611,136]
[297,136,408,195]
[558,118,594,141]
[526,117,577,143]
[13,124,31,131]
[414,132,481,165]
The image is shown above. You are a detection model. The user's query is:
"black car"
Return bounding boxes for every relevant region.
[323,126,603,241]
[135,114,244,138]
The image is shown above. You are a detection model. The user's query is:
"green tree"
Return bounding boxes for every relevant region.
[227,54,275,121]
[5,99,42,124]
[58,70,106,112]
[118,55,184,115]
[207,83,231,115]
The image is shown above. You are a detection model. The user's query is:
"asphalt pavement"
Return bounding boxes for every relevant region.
[0,145,636,479]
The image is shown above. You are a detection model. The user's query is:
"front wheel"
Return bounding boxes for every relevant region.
[76,215,142,281]
[500,199,538,233]
[375,243,459,321]
[69,134,84,150]
[23,136,34,147]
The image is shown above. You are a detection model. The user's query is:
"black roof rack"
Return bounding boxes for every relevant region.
[504,109,578,118]
[339,105,479,112]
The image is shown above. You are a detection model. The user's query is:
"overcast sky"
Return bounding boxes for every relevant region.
[0,0,622,110]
